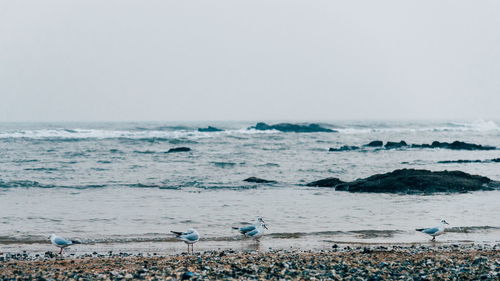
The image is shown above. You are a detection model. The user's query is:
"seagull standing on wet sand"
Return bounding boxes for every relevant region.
[49,234,81,255]
[171,228,199,253]
[416,219,449,241]
[233,217,268,241]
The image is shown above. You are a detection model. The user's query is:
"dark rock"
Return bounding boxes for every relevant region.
[365,140,383,147]
[412,141,496,150]
[243,177,277,184]
[384,141,408,149]
[198,126,223,132]
[166,147,191,153]
[329,146,360,152]
[306,177,345,187]
[249,122,336,133]
[335,169,497,194]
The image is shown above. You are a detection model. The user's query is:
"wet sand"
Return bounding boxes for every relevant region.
[1,244,498,280]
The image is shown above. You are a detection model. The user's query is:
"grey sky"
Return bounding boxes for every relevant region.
[1,0,499,122]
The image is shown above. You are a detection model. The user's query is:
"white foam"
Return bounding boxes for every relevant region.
[0,127,282,140]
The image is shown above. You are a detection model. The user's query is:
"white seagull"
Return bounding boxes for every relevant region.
[233,217,268,241]
[416,219,449,241]
[171,228,200,253]
[49,234,81,255]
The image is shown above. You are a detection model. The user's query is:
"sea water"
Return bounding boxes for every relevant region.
[0,120,499,254]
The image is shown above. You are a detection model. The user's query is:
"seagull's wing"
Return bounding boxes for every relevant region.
[239,225,256,233]
[244,229,259,237]
[171,231,183,237]
[53,236,73,246]
[421,227,440,235]
[181,232,199,242]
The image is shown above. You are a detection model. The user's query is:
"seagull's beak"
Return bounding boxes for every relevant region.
[263,224,268,230]
[445,221,449,225]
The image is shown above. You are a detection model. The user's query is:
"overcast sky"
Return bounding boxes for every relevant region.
[0,1,499,122]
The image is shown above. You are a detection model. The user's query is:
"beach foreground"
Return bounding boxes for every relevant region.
[1,244,498,280]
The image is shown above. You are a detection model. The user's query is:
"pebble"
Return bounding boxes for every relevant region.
[0,244,498,280]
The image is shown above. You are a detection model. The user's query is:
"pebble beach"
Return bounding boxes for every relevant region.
[1,244,498,280]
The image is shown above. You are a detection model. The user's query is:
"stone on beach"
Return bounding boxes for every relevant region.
[1,246,498,280]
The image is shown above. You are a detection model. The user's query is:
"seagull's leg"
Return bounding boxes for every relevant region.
[59,247,63,255]
[432,236,435,241]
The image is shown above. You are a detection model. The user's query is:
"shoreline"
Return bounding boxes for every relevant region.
[1,244,498,280]
[2,235,499,257]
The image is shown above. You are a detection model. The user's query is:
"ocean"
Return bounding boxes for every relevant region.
[0,120,499,254]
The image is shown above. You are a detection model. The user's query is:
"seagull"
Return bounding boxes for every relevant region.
[233,217,268,241]
[171,228,199,254]
[49,234,81,255]
[416,219,449,241]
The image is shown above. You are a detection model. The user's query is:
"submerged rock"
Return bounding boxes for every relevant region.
[329,146,360,152]
[198,126,224,132]
[166,147,191,153]
[438,158,500,164]
[334,169,497,193]
[365,140,383,147]
[332,140,497,151]
[438,159,483,164]
[249,122,336,133]
[243,177,277,184]
[306,177,344,187]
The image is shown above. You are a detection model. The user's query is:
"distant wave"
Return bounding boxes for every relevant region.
[0,179,267,190]
[0,128,280,141]
[1,121,497,141]
[0,180,54,188]
[133,150,158,154]
[334,120,500,134]
[211,162,238,168]
[23,167,59,172]
[0,180,105,189]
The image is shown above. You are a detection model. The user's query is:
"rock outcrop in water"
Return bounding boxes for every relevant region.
[243,177,277,184]
[166,147,191,153]
[249,122,336,133]
[438,158,500,164]
[384,141,408,149]
[329,146,360,152]
[198,126,224,132]
[330,140,496,152]
[365,140,383,147]
[335,169,496,193]
[306,177,345,187]
[411,141,496,150]
[308,169,498,193]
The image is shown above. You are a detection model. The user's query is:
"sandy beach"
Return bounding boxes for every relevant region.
[1,243,498,280]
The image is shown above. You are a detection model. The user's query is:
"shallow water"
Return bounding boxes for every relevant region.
[0,120,499,253]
